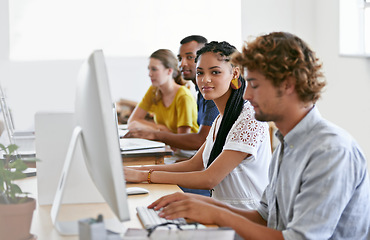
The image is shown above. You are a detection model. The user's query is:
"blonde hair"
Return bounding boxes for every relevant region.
[150,49,185,104]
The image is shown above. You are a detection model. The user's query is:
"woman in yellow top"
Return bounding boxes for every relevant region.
[128,49,199,134]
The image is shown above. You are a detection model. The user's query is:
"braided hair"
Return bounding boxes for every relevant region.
[195,41,246,168]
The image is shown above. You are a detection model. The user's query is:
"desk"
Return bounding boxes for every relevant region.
[17,177,181,240]
[26,145,174,168]
[122,146,173,166]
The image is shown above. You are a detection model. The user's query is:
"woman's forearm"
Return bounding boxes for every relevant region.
[150,171,215,189]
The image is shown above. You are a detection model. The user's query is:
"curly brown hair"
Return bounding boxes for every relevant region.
[232,32,326,103]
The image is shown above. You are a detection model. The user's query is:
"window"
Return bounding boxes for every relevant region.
[9,0,242,61]
[365,0,370,54]
[339,0,370,57]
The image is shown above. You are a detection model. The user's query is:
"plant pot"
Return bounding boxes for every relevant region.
[0,197,36,240]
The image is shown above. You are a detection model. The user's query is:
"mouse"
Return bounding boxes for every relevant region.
[126,187,149,195]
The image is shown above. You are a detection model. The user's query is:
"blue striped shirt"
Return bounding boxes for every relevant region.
[257,106,370,240]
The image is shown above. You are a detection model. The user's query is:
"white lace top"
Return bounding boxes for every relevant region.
[202,101,271,209]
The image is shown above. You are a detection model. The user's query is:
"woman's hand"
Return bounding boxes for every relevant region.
[123,167,147,183]
[124,129,157,140]
[128,120,157,132]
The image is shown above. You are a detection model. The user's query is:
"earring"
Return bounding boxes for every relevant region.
[231,77,241,90]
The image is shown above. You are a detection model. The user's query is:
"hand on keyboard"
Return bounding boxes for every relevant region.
[137,206,206,237]
[137,206,187,229]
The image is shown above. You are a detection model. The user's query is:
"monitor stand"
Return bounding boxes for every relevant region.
[50,126,126,236]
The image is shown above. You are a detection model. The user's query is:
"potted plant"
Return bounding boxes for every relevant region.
[0,143,37,240]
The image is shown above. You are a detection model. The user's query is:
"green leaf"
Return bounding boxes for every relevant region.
[4,171,13,180]
[0,178,5,191]
[10,183,22,193]
[9,171,27,180]
[0,143,34,202]
[22,157,40,163]
[9,183,22,200]
[0,144,6,152]
[10,159,28,172]
[7,144,19,154]
[18,197,29,204]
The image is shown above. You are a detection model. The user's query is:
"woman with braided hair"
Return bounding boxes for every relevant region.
[124,41,271,209]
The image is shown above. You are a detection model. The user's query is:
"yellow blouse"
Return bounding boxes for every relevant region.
[138,86,199,133]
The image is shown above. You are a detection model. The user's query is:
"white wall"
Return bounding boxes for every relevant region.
[314,0,370,171]
[0,0,9,91]
[241,0,370,171]
[1,0,369,170]
[5,57,151,130]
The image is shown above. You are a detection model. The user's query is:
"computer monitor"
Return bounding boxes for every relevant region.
[0,85,35,157]
[50,50,130,235]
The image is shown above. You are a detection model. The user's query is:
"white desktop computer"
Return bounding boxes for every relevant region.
[50,50,130,235]
[0,85,36,157]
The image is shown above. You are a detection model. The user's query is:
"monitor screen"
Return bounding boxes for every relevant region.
[51,50,130,235]
[76,50,130,221]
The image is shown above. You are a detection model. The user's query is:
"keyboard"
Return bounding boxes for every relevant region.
[136,206,188,229]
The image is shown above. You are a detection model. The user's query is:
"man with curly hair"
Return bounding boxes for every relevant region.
[148,32,370,240]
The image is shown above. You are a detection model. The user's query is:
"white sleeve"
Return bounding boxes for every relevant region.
[223,102,269,156]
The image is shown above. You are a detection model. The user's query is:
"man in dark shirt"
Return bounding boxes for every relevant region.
[126,36,218,197]
[126,35,219,151]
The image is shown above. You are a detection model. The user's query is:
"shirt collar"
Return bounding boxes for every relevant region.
[276,105,321,147]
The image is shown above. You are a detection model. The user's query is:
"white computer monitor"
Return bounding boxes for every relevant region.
[0,85,35,157]
[50,50,130,235]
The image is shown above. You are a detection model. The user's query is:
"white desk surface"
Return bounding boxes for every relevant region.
[16,176,181,240]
